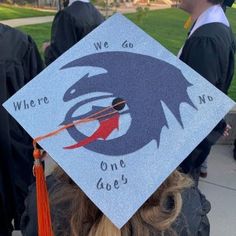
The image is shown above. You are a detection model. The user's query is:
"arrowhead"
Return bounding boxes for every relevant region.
[63,112,120,150]
[98,113,119,139]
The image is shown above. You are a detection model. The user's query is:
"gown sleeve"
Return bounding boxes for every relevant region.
[10,35,44,221]
[44,11,77,66]
[20,182,38,236]
[0,29,44,231]
[180,36,222,89]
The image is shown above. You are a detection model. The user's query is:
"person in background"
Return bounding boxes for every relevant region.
[44,0,104,66]
[21,167,211,235]
[178,0,235,182]
[0,24,44,235]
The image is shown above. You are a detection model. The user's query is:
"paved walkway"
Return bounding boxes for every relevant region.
[0,4,169,27]
[199,145,236,236]
[0,15,54,27]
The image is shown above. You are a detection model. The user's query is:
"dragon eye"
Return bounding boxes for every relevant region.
[70,88,76,95]
[112,98,125,111]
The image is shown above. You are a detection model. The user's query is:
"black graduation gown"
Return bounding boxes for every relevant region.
[0,24,44,235]
[179,23,236,175]
[20,174,211,236]
[44,1,105,66]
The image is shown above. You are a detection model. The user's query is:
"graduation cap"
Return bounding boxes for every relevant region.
[3,13,235,235]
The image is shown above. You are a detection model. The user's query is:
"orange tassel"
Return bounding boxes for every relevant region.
[33,148,54,236]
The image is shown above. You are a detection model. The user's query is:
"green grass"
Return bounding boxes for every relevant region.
[17,8,236,101]
[0,4,55,20]
[126,8,188,54]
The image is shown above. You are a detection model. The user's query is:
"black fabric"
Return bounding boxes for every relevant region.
[180,23,235,94]
[21,175,211,236]
[44,1,104,66]
[179,23,236,175]
[0,24,44,235]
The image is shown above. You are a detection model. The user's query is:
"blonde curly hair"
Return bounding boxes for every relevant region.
[49,167,192,236]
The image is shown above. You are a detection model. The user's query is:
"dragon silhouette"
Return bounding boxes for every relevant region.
[60,51,196,156]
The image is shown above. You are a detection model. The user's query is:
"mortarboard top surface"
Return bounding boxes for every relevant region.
[3,13,235,228]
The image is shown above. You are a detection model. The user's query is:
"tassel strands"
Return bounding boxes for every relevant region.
[184,16,192,29]
[33,148,54,236]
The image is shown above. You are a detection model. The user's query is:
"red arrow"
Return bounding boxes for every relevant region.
[64,113,119,149]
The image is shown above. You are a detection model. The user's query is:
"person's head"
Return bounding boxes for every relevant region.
[49,167,192,236]
[179,0,223,15]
